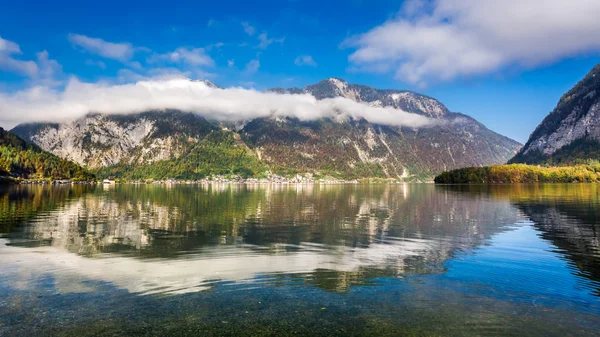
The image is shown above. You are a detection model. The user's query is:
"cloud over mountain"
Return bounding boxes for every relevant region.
[0,78,435,128]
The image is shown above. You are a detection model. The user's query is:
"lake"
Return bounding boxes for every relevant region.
[1,183,599,336]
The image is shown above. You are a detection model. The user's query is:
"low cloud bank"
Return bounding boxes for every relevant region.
[0,78,437,128]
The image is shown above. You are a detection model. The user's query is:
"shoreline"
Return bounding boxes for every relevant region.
[13,176,435,185]
[14,172,432,185]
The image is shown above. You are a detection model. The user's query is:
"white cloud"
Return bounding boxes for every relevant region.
[257,33,285,49]
[0,55,38,78]
[205,42,224,50]
[227,59,235,68]
[239,81,257,89]
[84,59,106,69]
[241,22,255,36]
[117,69,147,83]
[147,67,193,79]
[345,0,600,85]
[0,78,436,129]
[35,50,63,86]
[148,47,214,67]
[68,34,134,62]
[128,61,143,70]
[0,36,38,77]
[245,59,260,73]
[117,67,193,83]
[0,38,62,84]
[0,37,22,54]
[295,55,317,67]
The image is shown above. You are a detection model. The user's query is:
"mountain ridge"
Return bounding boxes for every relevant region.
[511,64,600,164]
[11,78,521,180]
[268,78,449,118]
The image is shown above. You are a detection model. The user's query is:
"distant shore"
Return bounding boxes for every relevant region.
[434,164,600,184]
[13,176,423,185]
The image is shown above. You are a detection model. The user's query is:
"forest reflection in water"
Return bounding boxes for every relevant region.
[1,183,599,336]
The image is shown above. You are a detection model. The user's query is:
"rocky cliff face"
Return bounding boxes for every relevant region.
[511,64,600,164]
[12,111,216,169]
[11,78,521,179]
[253,78,520,177]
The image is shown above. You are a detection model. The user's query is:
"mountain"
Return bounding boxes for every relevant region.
[248,78,520,178]
[11,78,521,180]
[12,110,216,169]
[269,77,448,118]
[0,127,93,181]
[511,64,600,164]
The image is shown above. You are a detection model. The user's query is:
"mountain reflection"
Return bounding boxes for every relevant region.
[510,185,600,296]
[2,184,522,294]
[440,184,600,295]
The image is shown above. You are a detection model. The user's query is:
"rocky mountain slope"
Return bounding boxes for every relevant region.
[511,64,600,164]
[249,78,520,178]
[11,78,521,180]
[12,110,216,169]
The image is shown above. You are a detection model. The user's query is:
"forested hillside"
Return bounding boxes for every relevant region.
[95,130,265,180]
[0,127,93,181]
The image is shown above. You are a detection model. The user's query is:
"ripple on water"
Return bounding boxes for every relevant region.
[0,184,600,336]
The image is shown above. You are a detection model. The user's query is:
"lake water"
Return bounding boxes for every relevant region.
[0,183,599,336]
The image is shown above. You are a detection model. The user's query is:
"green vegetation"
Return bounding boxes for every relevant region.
[434,163,600,184]
[0,128,93,182]
[96,130,266,180]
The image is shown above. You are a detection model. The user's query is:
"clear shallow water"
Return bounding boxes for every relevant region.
[0,183,599,336]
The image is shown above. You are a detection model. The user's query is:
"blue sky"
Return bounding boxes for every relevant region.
[1,0,600,143]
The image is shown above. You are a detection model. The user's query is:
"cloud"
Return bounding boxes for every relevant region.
[0,38,62,85]
[257,33,285,49]
[240,81,257,89]
[245,59,260,73]
[117,69,147,83]
[0,36,38,77]
[35,50,63,85]
[344,0,600,85]
[0,37,22,54]
[117,67,194,83]
[205,42,224,50]
[128,61,143,70]
[148,47,214,67]
[68,33,134,62]
[295,55,317,67]
[227,59,235,68]
[0,78,436,129]
[84,59,106,69]
[0,55,38,78]
[241,22,255,36]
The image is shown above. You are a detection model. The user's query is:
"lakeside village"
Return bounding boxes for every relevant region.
[15,172,404,185]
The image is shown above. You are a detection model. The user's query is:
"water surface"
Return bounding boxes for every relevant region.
[0,184,599,336]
